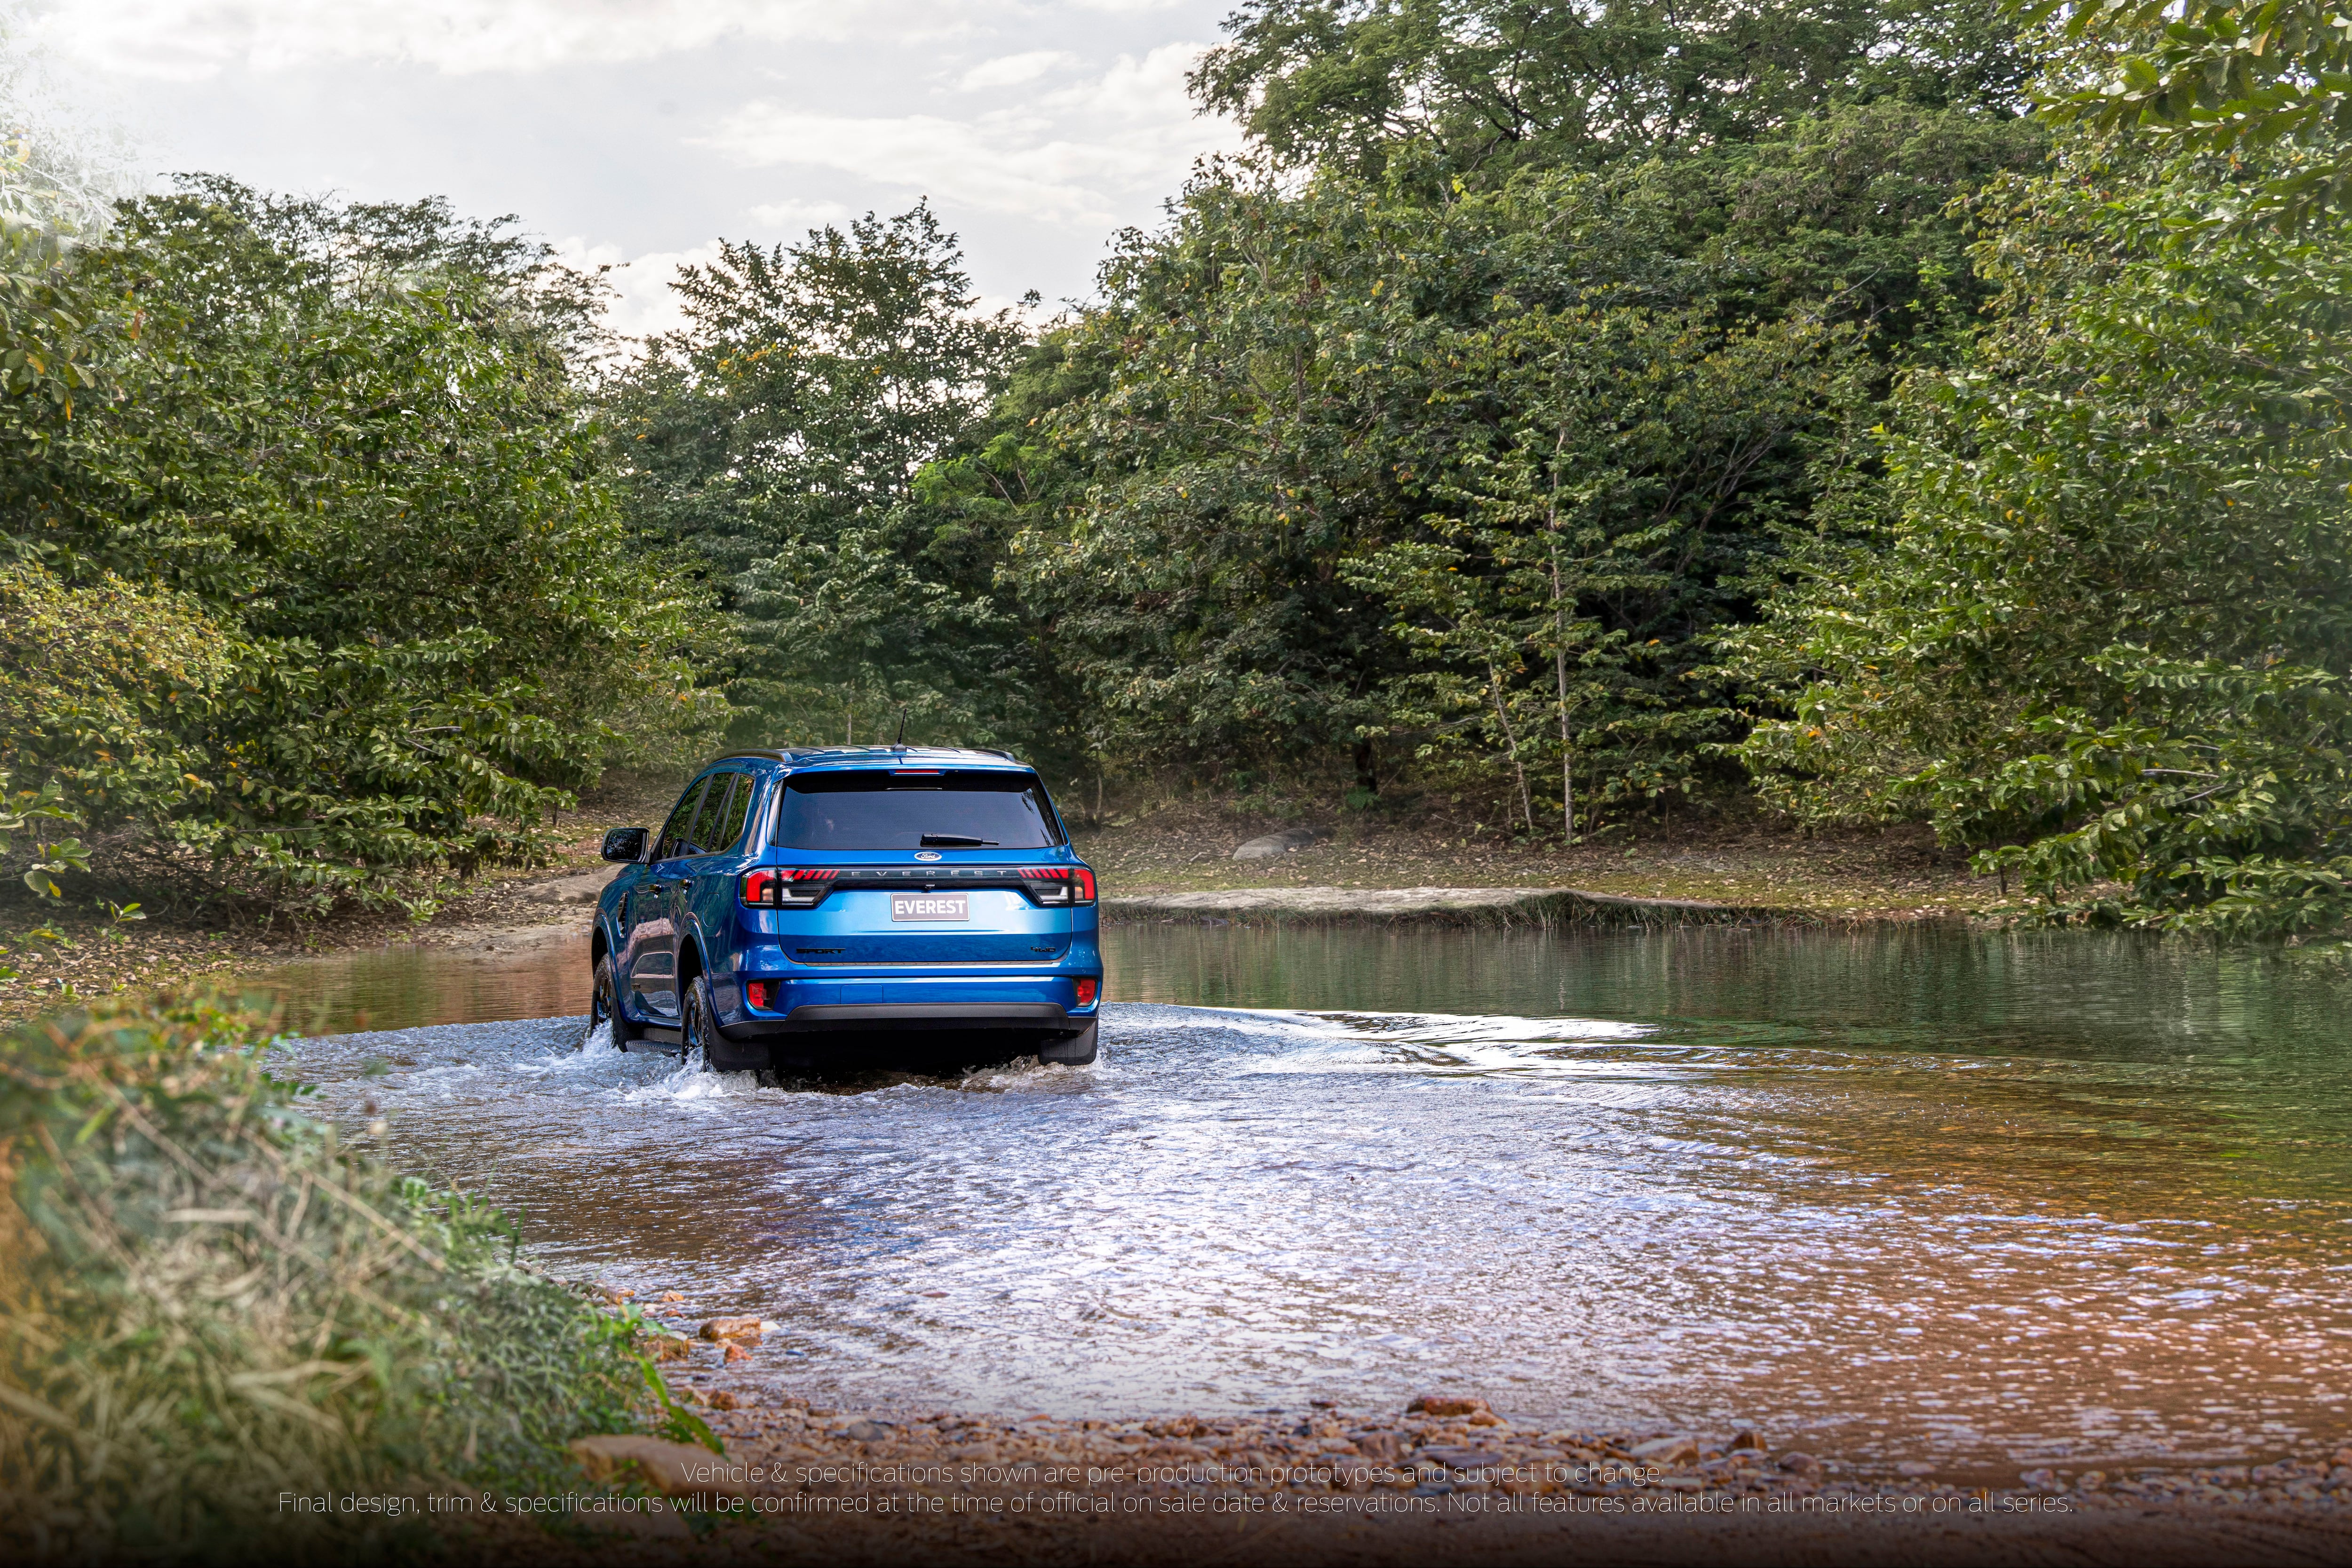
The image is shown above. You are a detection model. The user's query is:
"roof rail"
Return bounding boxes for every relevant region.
[701,745,1027,767]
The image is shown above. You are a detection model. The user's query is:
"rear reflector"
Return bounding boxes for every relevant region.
[1074,977,1098,1007]
[744,980,776,1010]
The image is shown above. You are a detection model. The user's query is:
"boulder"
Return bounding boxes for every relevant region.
[1232,828,1319,860]
[569,1435,748,1500]
[699,1315,762,1344]
[1407,1395,1489,1417]
[1729,1428,1765,1451]
[529,868,621,904]
[1778,1451,1821,1476]
[644,1335,693,1362]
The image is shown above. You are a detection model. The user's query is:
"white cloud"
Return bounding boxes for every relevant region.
[701,43,1231,228]
[34,0,939,80]
[556,236,721,342]
[746,197,854,231]
[957,50,1075,91]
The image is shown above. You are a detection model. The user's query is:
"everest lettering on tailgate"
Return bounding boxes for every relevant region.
[890,892,970,922]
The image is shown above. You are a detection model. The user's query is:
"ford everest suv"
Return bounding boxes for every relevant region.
[589,747,1102,1069]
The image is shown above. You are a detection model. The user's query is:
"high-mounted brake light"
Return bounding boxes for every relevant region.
[741,868,836,907]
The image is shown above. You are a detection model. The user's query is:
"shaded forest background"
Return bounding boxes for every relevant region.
[1,0,2347,936]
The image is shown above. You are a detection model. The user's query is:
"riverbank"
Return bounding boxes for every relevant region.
[0,781,2013,1028]
[1103,884,1776,926]
[1073,797,2003,921]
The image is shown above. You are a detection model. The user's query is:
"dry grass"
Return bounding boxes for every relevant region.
[0,997,683,1562]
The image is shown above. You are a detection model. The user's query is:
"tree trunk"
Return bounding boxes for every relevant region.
[1488,668,1534,833]
[1555,645,1574,844]
[1351,738,1379,798]
[1546,454,1576,844]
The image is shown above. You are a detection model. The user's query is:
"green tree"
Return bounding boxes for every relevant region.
[2031,0,2352,224]
[0,179,715,911]
[1735,134,2352,932]
[1192,0,2035,183]
[606,205,1033,748]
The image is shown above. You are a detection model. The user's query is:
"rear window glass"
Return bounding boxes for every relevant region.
[773,770,1064,851]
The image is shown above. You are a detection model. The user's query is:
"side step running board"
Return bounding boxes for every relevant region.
[622,1026,683,1051]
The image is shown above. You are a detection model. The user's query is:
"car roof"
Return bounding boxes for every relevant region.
[706,745,1033,775]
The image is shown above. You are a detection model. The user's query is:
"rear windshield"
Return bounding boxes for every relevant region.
[773,770,1065,851]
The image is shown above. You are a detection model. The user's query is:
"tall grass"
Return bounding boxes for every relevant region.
[0,998,689,1562]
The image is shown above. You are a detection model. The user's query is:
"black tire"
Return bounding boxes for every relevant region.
[1038,1019,1098,1066]
[588,953,637,1049]
[687,972,769,1073]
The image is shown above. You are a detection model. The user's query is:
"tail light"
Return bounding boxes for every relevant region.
[1019,867,1097,905]
[1074,977,1098,1007]
[744,980,777,1010]
[742,868,836,907]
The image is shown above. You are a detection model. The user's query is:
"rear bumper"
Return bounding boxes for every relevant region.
[737,1001,1077,1035]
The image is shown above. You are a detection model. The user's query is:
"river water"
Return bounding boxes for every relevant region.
[254,922,2352,1485]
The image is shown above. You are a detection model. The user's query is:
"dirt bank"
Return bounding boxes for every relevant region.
[1104,884,1775,926]
[1073,798,2004,922]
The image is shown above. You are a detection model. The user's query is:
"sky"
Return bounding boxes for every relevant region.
[24,0,1245,335]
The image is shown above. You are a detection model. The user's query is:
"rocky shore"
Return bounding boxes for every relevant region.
[472,1295,2352,1565]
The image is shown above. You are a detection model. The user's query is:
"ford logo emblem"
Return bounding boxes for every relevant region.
[914,850,942,862]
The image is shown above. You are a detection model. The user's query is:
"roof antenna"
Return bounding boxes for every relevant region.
[895,707,907,748]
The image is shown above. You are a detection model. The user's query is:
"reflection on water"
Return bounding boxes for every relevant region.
[251,922,2352,1482]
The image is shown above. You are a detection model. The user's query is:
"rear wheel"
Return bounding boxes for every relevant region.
[687,973,769,1073]
[1038,1019,1098,1066]
[588,954,636,1049]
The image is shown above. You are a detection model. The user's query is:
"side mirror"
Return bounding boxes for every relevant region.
[601,827,649,864]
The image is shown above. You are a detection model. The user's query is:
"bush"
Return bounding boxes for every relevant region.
[0,999,692,1562]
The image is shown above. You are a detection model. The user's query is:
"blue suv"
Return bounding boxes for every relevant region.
[590,747,1102,1070]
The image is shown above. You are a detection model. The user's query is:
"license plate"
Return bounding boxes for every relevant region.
[891,892,969,923]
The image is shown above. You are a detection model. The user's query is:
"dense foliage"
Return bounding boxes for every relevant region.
[2035,0,2352,224]
[0,999,697,1560]
[1736,127,2352,932]
[900,4,2042,817]
[0,180,716,914]
[604,205,1033,749]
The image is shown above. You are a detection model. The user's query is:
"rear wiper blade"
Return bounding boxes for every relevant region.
[920,834,997,847]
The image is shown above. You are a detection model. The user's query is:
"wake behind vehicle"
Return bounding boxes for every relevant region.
[590,747,1102,1070]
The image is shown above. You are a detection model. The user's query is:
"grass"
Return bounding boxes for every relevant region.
[0,995,704,1563]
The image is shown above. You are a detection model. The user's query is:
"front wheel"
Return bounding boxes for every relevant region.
[1038,1019,1098,1066]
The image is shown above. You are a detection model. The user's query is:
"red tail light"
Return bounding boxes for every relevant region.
[741,868,836,907]
[744,980,776,1010]
[1074,977,1098,1007]
[1019,867,1097,905]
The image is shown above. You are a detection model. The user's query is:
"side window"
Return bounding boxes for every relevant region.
[655,779,708,861]
[718,774,755,852]
[688,775,736,856]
